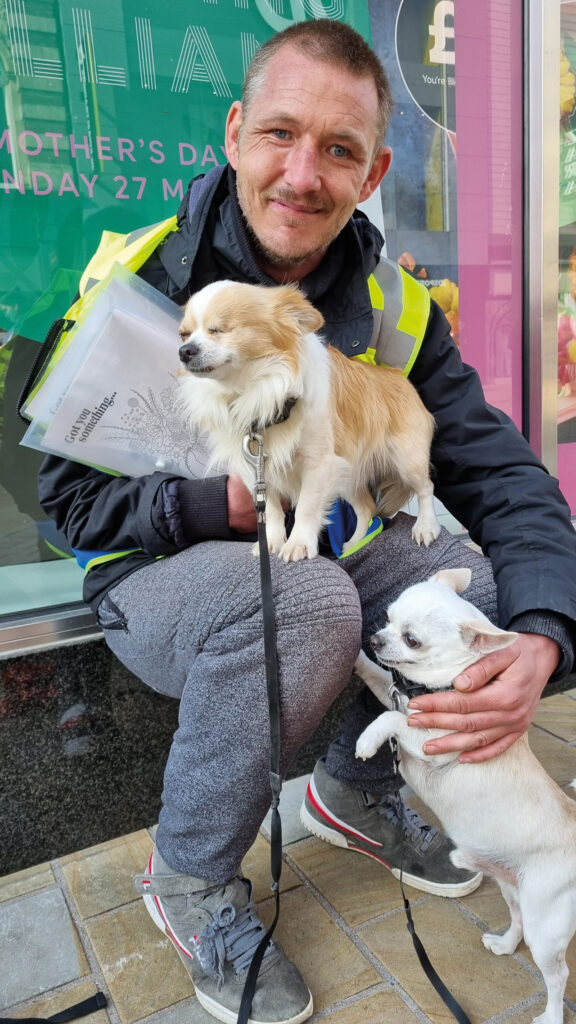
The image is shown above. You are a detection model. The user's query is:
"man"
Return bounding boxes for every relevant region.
[38,19,576,1024]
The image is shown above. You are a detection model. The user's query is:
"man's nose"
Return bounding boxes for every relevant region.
[283,143,321,193]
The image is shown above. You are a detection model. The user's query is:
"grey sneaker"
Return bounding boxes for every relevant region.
[300,758,482,898]
[134,849,312,1024]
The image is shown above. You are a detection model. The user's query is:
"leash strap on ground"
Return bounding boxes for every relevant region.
[400,875,471,1024]
[237,433,283,1024]
[390,734,471,1024]
[0,992,107,1024]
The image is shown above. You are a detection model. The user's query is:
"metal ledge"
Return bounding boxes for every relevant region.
[0,604,103,659]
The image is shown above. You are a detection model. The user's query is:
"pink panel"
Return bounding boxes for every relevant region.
[558,443,576,508]
[454,1,524,426]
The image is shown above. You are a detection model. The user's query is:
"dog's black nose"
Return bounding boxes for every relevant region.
[179,341,199,365]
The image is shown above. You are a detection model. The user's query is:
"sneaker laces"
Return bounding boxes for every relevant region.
[377,792,438,853]
[192,899,279,990]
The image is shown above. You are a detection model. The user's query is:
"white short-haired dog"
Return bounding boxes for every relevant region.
[355,568,576,1024]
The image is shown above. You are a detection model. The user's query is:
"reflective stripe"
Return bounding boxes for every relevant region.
[353,347,377,366]
[367,273,384,311]
[84,548,142,573]
[369,260,430,376]
[79,216,178,295]
[397,267,431,376]
[337,516,384,559]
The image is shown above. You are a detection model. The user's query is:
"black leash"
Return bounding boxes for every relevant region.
[389,734,471,1024]
[0,992,107,1024]
[237,432,283,1024]
[398,871,471,1024]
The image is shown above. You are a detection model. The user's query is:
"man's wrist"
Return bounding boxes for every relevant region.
[508,611,574,682]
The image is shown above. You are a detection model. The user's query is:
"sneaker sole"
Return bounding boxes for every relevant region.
[141,857,314,1024]
[195,988,313,1024]
[300,790,482,899]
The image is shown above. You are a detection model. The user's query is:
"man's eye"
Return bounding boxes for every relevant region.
[272,129,290,140]
[331,144,350,158]
[403,633,420,649]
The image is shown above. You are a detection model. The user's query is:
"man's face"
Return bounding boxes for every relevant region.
[225,45,392,282]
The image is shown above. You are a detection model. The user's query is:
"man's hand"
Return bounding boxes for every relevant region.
[226,474,257,533]
[406,633,561,763]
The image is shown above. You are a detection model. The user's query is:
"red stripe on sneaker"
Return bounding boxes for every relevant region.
[349,844,392,868]
[307,779,382,848]
[146,851,194,961]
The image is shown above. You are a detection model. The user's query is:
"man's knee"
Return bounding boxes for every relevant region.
[269,553,362,634]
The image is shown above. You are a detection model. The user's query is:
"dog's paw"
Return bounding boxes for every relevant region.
[412,516,441,547]
[278,535,318,562]
[267,530,287,555]
[449,848,472,871]
[355,726,384,761]
[482,931,517,956]
[252,530,286,557]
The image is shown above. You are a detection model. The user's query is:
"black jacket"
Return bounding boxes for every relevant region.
[38,166,576,677]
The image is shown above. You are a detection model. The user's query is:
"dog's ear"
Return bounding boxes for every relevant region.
[430,568,472,593]
[460,620,518,654]
[272,285,324,334]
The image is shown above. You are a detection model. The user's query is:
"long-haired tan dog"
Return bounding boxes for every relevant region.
[178,280,440,561]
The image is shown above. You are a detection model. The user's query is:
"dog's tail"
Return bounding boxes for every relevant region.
[375,480,414,518]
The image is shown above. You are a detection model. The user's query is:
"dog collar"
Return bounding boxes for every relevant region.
[252,396,298,432]
[389,667,453,707]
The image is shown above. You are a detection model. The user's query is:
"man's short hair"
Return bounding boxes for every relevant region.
[242,18,393,147]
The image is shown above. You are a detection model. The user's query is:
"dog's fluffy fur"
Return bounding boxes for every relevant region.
[178,279,440,561]
[355,569,576,1024]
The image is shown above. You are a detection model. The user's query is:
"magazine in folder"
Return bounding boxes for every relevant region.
[21,265,214,480]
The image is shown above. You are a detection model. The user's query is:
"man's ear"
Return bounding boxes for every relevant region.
[358,146,392,203]
[225,101,243,170]
[460,620,518,654]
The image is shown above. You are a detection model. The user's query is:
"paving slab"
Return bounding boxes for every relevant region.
[531,693,576,742]
[527,727,576,786]
[138,996,214,1024]
[258,886,381,1014]
[60,829,153,919]
[321,988,422,1023]
[287,835,413,927]
[2,981,109,1024]
[0,862,54,904]
[0,887,88,1009]
[85,899,193,1023]
[359,898,543,1023]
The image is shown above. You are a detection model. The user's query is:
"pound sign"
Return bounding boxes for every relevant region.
[429,0,455,66]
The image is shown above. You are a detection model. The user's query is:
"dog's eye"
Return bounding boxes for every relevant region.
[403,633,420,649]
[207,325,224,335]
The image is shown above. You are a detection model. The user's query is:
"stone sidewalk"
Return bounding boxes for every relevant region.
[3,690,576,1024]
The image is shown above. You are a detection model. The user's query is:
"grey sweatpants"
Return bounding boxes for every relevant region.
[97,513,496,882]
